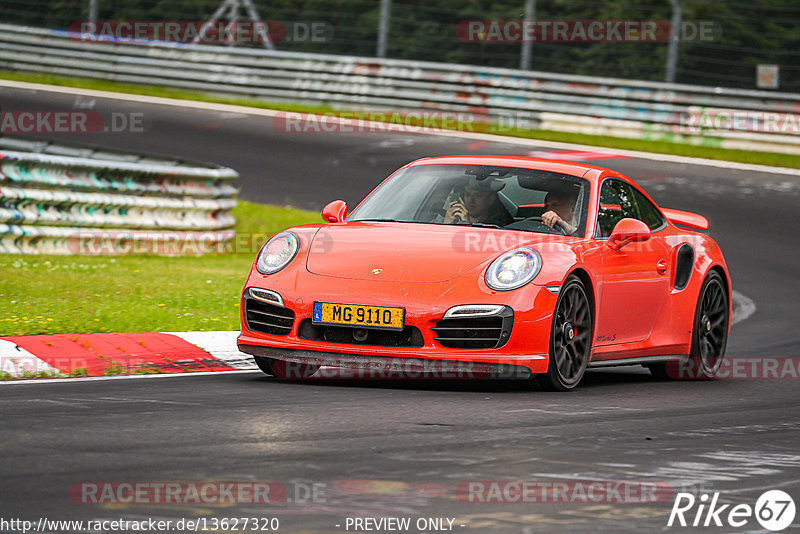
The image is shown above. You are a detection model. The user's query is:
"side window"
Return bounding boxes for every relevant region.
[631,187,666,231]
[597,180,640,238]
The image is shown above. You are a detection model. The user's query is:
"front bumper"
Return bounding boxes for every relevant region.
[239,344,535,379]
[237,269,556,374]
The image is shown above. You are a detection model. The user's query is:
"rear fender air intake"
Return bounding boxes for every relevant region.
[674,244,694,290]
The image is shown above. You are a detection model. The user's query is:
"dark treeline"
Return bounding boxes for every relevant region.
[1,0,797,91]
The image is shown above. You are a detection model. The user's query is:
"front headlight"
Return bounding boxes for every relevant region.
[485,247,541,291]
[256,231,299,274]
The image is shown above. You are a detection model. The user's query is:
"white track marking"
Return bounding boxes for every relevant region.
[1,79,798,176]
[0,369,259,385]
[0,339,60,377]
[166,330,257,369]
[732,290,757,325]
[525,149,628,161]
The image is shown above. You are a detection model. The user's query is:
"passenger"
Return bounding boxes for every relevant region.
[444,177,513,226]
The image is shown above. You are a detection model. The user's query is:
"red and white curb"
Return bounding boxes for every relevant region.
[0,331,253,381]
[0,292,754,382]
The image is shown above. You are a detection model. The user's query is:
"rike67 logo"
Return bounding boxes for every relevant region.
[668,490,796,531]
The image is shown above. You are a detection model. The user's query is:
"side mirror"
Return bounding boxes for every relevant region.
[608,218,651,250]
[321,200,347,223]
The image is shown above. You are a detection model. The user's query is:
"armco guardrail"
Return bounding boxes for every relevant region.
[0,136,238,254]
[0,23,799,155]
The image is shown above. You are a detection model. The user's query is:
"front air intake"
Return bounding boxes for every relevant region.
[244,296,294,335]
[432,307,513,349]
[297,320,424,347]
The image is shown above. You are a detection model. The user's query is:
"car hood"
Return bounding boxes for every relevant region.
[305,222,565,282]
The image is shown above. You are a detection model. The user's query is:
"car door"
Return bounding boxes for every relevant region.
[594,179,670,346]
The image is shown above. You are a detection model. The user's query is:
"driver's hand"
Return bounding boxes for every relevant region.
[542,210,564,229]
[543,210,575,234]
[444,199,467,223]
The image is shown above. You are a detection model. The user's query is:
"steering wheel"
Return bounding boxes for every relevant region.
[520,216,567,235]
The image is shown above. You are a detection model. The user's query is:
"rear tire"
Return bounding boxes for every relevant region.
[648,271,729,380]
[646,363,670,380]
[534,275,594,391]
[687,271,729,379]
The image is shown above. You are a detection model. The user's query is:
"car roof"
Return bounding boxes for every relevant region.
[405,155,612,184]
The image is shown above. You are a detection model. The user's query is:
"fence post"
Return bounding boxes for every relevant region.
[665,0,682,83]
[520,0,536,70]
[377,0,391,57]
[88,0,98,23]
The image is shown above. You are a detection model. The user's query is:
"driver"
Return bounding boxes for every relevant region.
[542,190,578,235]
[444,177,513,226]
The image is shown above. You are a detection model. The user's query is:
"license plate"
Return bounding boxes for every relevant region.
[312,302,405,330]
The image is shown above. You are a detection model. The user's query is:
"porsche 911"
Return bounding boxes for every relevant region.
[237,156,730,390]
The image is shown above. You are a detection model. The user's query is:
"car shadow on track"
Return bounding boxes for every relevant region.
[246,366,663,394]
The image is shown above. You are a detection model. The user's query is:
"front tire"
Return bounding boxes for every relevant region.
[254,356,275,375]
[535,275,594,391]
[253,357,319,379]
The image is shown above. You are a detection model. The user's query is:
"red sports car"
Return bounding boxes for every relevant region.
[237,156,730,390]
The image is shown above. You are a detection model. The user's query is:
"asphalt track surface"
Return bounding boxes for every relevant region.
[2,85,800,533]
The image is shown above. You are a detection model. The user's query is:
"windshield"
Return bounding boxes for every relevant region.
[349,164,590,236]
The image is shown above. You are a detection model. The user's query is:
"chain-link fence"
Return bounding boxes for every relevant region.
[0,0,797,91]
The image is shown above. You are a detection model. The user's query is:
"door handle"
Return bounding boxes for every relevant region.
[656,259,668,275]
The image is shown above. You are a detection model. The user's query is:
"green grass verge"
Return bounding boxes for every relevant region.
[3,71,799,170]
[1,201,319,336]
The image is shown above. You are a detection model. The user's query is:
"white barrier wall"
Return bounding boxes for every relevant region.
[1,23,799,154]
[0,137,238,254]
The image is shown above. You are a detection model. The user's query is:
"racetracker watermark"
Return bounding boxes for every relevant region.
[69,21,332,44]
[457,480,674,504]
[666,357,800,380]
[457,20,719,43]
[66,231,255,255]
[1,355,235,377]
[0,356,57,377]
[0,110,146,134]
[452,230,552,254]
[273,110,565,135]
[677,109,800,135]
[269,359,528,380]
[70,482,286,505]
[451,231,707,253]
[273,111,488,134]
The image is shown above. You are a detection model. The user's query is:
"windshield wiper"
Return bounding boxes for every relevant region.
[357,219,502,229]
[464,222,503,229]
